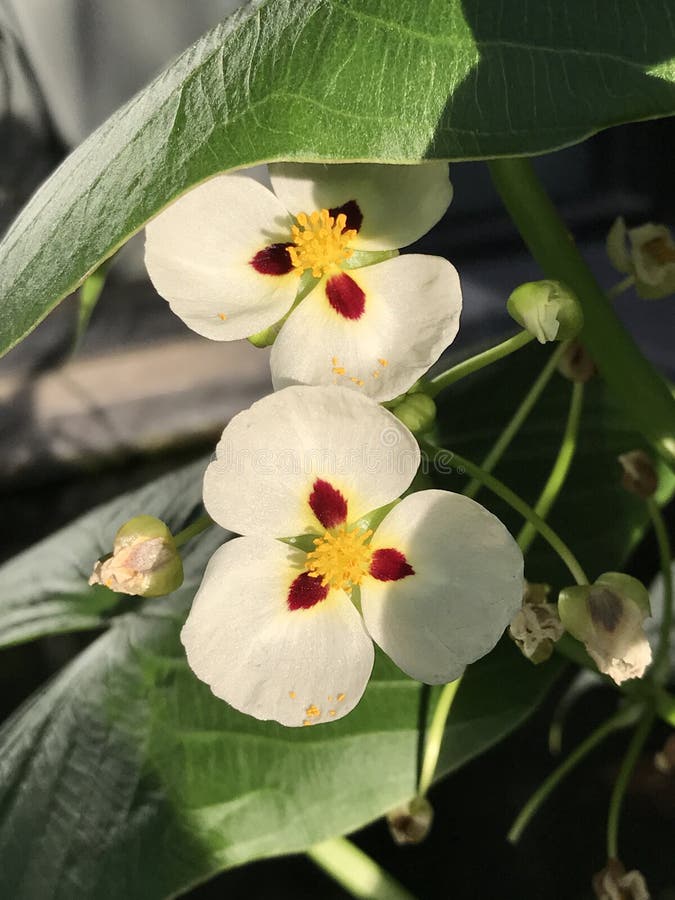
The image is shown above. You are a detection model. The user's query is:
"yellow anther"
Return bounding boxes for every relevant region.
[332,366,346,376]
[302,719,312,726]
[289,691,296,699]
[378,358,388,367]
[305,526,374,592]
[337,693,346,702]
[306,704,321,718]
[329,709,336,717]
[332,356,338,366]
[288,208,357,278]
[350,377,365,387]
[372,370,380,378]
[218,312,227,321]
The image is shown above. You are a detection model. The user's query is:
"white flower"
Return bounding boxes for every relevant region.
[145,163,462,401]
[181,386,524,726]
[607,216,675,299]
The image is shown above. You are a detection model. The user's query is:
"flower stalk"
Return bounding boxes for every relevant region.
[307,837,417,900]
[425,330,533,398]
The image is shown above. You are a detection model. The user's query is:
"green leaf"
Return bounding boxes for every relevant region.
[2,0,675,357]
[435,342,675,587]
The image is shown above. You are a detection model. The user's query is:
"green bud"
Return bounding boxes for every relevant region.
[507,280,584,343]
[558,572,651,685]
[89,515,183,598]
[392,393,437,434]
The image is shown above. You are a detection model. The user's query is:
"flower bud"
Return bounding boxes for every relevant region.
[654,734,675,775]
[391,393,437,434]
[558,339,597,383]
[89,515,183,598]
[592,858,650,900]
[618,450,658,500]
[507,280,584,343]
[607,216,675,299]
[509,581,564,664]
[387,795,433,845]
[558,573,652,686]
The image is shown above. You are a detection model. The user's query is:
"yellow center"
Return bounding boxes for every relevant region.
[288,209,357,278]
[305,526,373,592]
[643,236,675,265]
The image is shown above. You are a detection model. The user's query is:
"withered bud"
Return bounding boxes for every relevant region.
[592,858,650,900]
[618,450,659,500]
[559,573,652,686]
[387,796,433,845]
[89,515,183,598]
[509,582,563,664]
[558,339,597,383]
[654,734,675,775]
[607,216,675,299]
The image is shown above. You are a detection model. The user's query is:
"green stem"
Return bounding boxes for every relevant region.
[173,513,213,549]
[307,837,416,900]
[606,708,655,859]
[508,706,635,844]
[517,381,585,553]
[417,677,462,797]
[425,331,534,398]
[648,498,673,684]
[464,343,566,500]
[422,441,588,585]
[607,274,635,299]
[489,158,675,471]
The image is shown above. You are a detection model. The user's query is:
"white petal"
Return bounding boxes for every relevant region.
[145,175,298,340]
[181,537,374,726]
[271,255,462,402]
[203,385,420,537]
[361,490,524,684]
[269,162,453,250]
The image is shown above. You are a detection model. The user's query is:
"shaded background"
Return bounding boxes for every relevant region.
[0,1,674,897]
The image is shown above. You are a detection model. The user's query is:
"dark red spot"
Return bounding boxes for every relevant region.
[250,242,293,275]
[328,200,363,233]
[288,572,329,610]
[325,273,366,320]
[309,478,348,529]
[370,549,414,582]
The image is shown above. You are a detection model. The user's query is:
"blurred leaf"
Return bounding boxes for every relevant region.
[2,0,675,357]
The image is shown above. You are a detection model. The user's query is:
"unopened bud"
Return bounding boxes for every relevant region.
[387,796,433,845]
[558,339,597,383]
[607,216,675,299]
[392,393,436,434]
[592,858,650,900]
[509,582,563,664]
[618,450,658,500]
[507,280,584,343]
[558,573,651,686]
[89,515,183,598]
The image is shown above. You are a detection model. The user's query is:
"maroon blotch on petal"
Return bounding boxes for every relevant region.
[250,242,294,275]
[329,200,363,233]
[288,572,330,610]
[325,273,366,320]
[370,548,415,582]
[309,478,348,529]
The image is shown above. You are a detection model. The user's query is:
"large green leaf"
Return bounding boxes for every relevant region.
[0,509,559,899]
[2,0,675,357]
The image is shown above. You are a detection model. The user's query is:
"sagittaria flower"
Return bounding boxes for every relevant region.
[145,162,462,402]
[181,386,524,726]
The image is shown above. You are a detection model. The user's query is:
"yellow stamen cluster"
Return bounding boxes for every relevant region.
[288,208,357,278]
[305,526,373,592]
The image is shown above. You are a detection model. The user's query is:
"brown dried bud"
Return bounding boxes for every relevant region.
[592,858,650,900]
[387,796,433,845]
[618,450,659,500]
[558,339,597,383]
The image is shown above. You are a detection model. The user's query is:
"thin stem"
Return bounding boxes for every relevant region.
[508,706,635,844]
[422,441,588,585]
[607,274,635,299]
[648,498,673,684]
[465,343,567,500]
[517,381,585,553]
[606,707,655,859]
[425,330,534,398]
[307,837,417,900]
[418,677,462,797]
[489,158,675,471]
[173,513,213,549]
